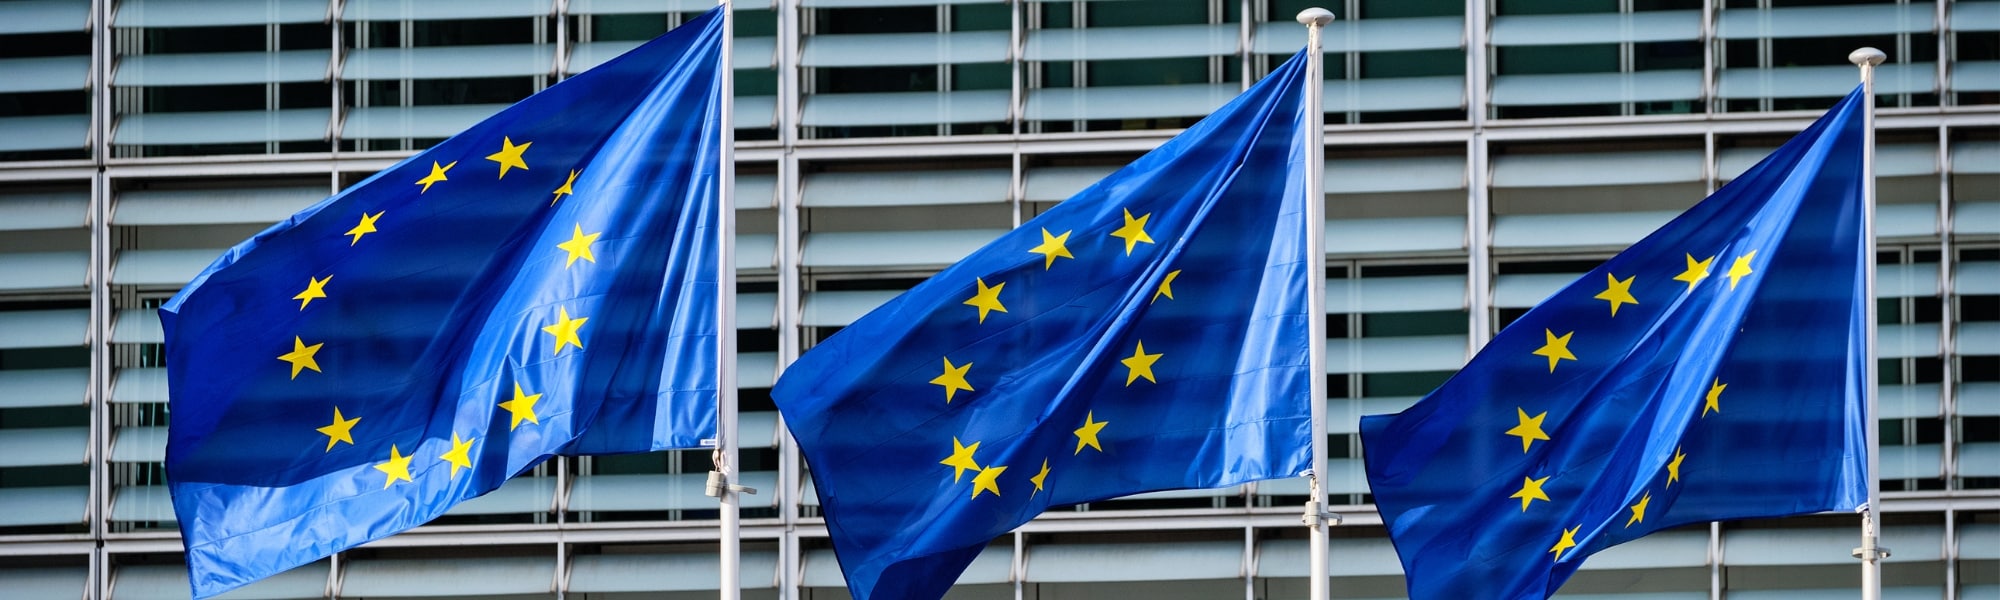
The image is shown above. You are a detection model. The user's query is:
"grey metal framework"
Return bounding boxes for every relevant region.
[0,0,1995,599]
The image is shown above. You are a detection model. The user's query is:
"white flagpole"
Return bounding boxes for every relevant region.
[1849,46,1887,600]
[715,2,743,600]
[1296,8,1334,600]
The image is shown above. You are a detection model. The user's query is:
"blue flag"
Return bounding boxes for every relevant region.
[1359,87,1871,599]
[160,10,724,597]
[771,51,1318,600]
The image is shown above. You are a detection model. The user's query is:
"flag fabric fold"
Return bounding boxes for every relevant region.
[161,9,724,597]
[1360,88,1871,600]
[771,51,1320,600]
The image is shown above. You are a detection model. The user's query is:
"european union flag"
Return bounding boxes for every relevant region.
[1359,88,1871,599]
[160,10,724,598]
[771,51,1318,600]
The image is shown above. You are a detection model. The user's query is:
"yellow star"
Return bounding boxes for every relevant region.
[1510,475,1551,512]
[1667,447,1685,487]
[941,437,982,483]
[278,336,323,379]
[542,306,588,355]
[1549,524,1581,561]
[1029,458,1050,497]
[1028,228,1074,269]
[1152,269,1181,303]
[1674,253,1714,290]
[345,211,383,245]
[556,224,602,268]
[1109,208,1155,255]
[294,274,332,310]
[963,278,1008,323]
[929,357,974,404]
[552,169,579,205]
[1593,273,1637,317]
[1532,329,1577,373]
[374,445,414,488]
[439,432,474,478]
[1626,492,1651,527]
[1505,407,1551,453]
[1702,378,1726,417]
[485,136,531,179]
[315,407,360,452]
[1120,340,1162,385]
[499,383,542,430]
[971,464,1007,499]
[1725,250,1757,290]
[415,161,456,194]
[1073,411,1108,454]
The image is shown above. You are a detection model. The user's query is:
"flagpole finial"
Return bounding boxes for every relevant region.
[1849,47,1887,67]
[1296,7,1334,26]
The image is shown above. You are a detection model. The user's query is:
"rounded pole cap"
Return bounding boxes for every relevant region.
[1296,7,1335,26]
[1849,47,1887,67]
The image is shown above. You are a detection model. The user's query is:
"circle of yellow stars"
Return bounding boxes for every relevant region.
[1505,243,1760,562]
[284,134,621,489]
[931,205,1184,502]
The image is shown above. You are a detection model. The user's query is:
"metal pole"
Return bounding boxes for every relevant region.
[1296,8,1334,600]
[717,2,742,599]
[1849,45,1887,600]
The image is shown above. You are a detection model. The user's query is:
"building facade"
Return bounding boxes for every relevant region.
[0,0,1995,598]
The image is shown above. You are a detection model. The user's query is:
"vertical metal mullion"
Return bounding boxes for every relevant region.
[1466,0,1489,126]
[1894,0,1911,108]
[332,0,346,184]
[1936,127,1956,490]
[553,0,569,82]
[1756,0,1771,113]
[1207,0,1222,88]
[1703,129,1717,197]
[1467,135,1492,351]
[798,4,815,141]
[1009,0,1024,134]
[554,541,568,599]
[1702,0,1716,115]
[1937,0,1950,106]
[400,19,413,151]
[1012,530,1025,600]
[1009,150,1023,230]
[1709,521,1723,600]
[1344,0,1360,125]
[938,5,951,136]
[1070,0,1085,132]
[89,0,113,596]
[1618,0,1634,117]
[1237,0,1251,92]
[329,553,343,598]
[1943,508,1958,600]
[269,23,281,154]
[775,2,804,599]
[1241,525,1254,600]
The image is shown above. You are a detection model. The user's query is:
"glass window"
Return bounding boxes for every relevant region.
[1,21,92,160]
[1717,1,1941,113]
[1489,2,1702,119]
[1958,247,2000,490]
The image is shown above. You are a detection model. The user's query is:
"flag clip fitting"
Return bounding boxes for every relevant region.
[1851,543,1891,561]
[1301,475,1344,526]
[705,469,759,498]
[1300,498,1344,527]
[1852,507,1890,560]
